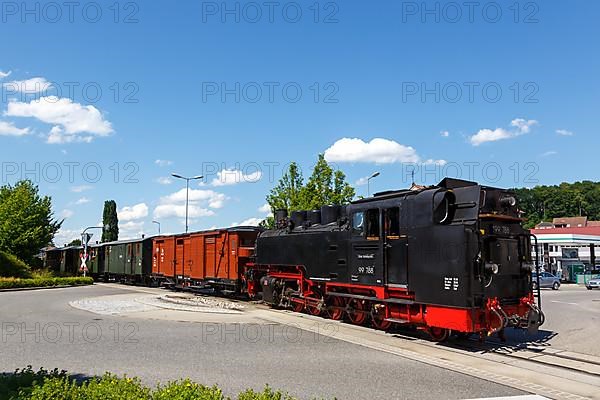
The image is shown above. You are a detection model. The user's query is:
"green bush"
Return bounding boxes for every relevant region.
[0,277,93,290]
[0,251,32,279]
[154,380,225,400]
[0,366,66,400]
[0,370,311,400]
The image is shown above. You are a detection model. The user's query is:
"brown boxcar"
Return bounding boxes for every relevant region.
[151,227,260,291]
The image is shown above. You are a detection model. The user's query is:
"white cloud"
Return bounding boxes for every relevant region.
[75,197,90,205]
[211,168,262,186]
[155,159,173,167]
[119,221,146,240]
[233,217,263,227]
[61,209,74,218]
[153,188,226,220]
[0,70,12,79]
[469,118,538,146]
[0,121,30,136]
[355,176,369,186]
[540,150,558,157]
[118,203,149,221]
[6,97,113,143]
[423,159,447,166]
[156,176,173,185]
[440,130,449,137]
[258,203,271,214]
[556,129,574,136]
[70,185,92,193]
[3,77,52,94]
[324,138,418,164]
[53,228,81,247]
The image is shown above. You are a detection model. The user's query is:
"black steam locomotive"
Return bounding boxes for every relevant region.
[252,178,543,340]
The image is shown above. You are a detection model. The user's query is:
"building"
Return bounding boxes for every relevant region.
[530,217,600,281]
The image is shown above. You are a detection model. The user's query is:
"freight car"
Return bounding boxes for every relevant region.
[250,178,544,341]
[152,227,261,292]
[44,245,83,275]
[100,237,154,284]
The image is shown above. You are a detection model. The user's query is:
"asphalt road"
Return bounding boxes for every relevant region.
[0,285,525,400]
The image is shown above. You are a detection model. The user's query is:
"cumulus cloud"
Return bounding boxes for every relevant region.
[211,168,262,186]
[53,228,81,247]
[5,96,113,143]
[556,129,574,136]
[155,159,173,167]
[0,121,30,136]
[0,70,12,79]
[153,188,226,219]
[355,176,370,186]
[3,77,52,94]
[232,217,263,227]
[469,118,538,146]
[118,203,149,221]
[324,138,420,164]
[156,176,173,185]
[440,130,449,137]
[258,203,271,214]
[119,221,146,240]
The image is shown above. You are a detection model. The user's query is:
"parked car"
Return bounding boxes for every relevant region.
[532,272,561,290]
[586,277,600,290]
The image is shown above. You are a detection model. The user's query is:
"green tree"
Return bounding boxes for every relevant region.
[102,200,119,242]
[263,155,355,227]
[0,180,62,264]
[68,239,82,246]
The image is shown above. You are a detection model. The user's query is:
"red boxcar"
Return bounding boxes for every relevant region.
[151,227,260,291]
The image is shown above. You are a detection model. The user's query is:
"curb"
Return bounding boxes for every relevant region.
[0,283,94,293]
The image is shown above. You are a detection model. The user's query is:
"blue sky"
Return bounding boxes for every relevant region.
[1,0,598,244]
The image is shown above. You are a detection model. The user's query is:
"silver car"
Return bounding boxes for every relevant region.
[532,272,561,290]
[586,278,600,290]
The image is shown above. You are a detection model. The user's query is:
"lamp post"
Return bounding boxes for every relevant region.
[367,172,380,197]
[152,220,161,235]
[171,174,204,233]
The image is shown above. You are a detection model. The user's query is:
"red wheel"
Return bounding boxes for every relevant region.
[428,327,450,342]
[291,299,304,313]
[326,296,345,320]
[346,299,368,325]
[371,304,392,330]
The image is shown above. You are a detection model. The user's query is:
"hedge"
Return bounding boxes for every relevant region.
[0,277,93,290]
[0,251,31,279]
[0,368,305,400]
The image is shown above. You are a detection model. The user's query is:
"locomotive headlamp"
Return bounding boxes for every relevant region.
[485,262,499,274]
[500,195,517,208]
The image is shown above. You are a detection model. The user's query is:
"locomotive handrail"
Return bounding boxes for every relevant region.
[526,233,542,309]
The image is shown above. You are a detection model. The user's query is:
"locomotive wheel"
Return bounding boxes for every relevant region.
[305,291,324,316]
[371,305,392,331]
[346,299,368,325]
[291,299,304,313]
[325,296,345,320]
[428,327,451,342]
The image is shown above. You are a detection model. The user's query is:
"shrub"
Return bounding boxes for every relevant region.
[0,366,66,400]
[238,386,296,400]
[0,251,31,279]
[0,277,93,290]
[153,380,225,400]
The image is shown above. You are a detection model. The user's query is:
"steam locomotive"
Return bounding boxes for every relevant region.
[251,178,543,341]
[45,177,543,341]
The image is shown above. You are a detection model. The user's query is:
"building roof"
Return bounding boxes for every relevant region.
[552,216,587,227]
[531,226,600,236]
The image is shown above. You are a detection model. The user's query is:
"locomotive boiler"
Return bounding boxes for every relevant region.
[252,178,543,340]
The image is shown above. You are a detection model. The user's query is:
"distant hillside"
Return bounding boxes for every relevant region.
[513,181,600,229]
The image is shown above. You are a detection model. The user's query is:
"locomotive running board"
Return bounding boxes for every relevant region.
[327,292,415,305]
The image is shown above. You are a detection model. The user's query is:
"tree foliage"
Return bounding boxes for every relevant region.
[515,180,600,228]
[0,180,62,264]
[102,200,119,242]
[263,155,355,227]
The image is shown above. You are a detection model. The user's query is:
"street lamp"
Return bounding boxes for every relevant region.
[367,172,380,197]
[171,173,204,233]
[152,220,161,235]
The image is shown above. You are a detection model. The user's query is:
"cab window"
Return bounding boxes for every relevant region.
[385,207,400,238]
[366,209,380,239]
[352,212,364,236]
